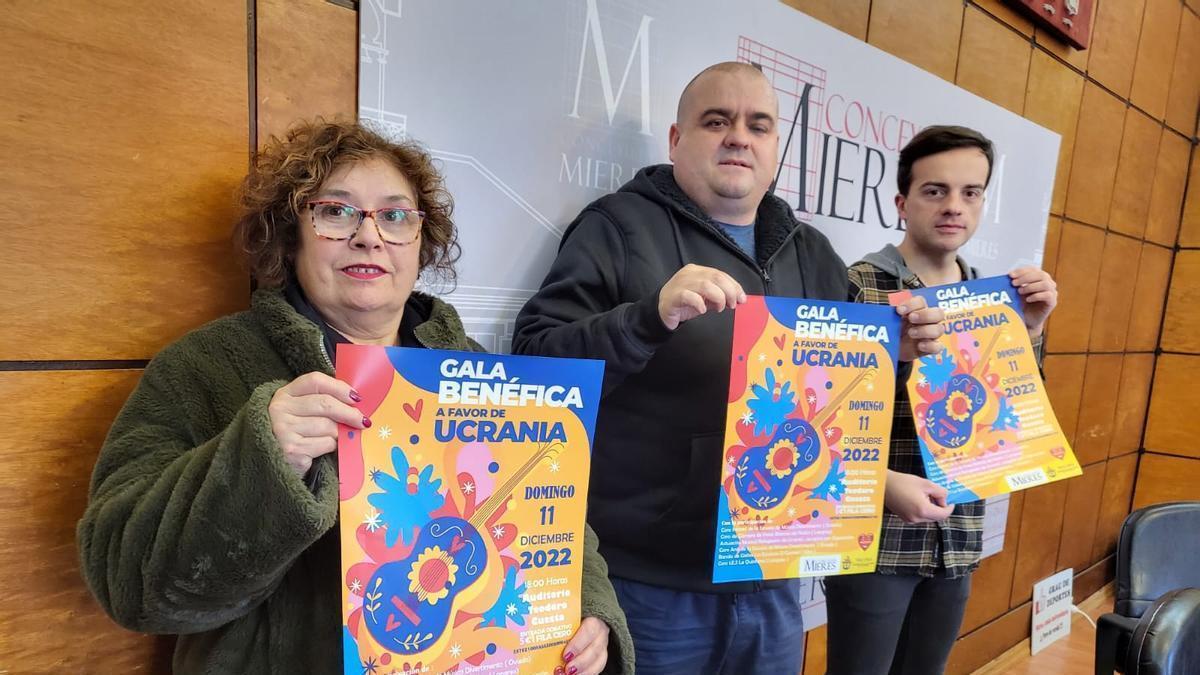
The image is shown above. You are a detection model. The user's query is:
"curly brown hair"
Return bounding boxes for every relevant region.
[234,119,459,287]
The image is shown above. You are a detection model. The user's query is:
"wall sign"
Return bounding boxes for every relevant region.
[1006,0,1094,49]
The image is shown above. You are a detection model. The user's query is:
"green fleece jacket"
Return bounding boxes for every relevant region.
[78,289,634,674]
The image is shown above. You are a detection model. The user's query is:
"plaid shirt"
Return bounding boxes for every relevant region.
[848,259,983,578]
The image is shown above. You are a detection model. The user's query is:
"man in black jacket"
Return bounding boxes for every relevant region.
[513,62,944,674]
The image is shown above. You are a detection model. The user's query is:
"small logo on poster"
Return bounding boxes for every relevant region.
[800,555,842,575]
[1005,468,1048,490]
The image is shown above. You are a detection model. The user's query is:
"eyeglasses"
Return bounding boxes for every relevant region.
[306,200,424,245]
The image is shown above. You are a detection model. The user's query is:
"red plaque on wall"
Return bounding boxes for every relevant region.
[1006,0,1094,50]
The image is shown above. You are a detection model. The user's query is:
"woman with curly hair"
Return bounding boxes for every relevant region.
[77,120,633,675]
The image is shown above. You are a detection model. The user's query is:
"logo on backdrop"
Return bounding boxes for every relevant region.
[562,0,656,193]
[569,0,654,136]
[561,3,1008,249]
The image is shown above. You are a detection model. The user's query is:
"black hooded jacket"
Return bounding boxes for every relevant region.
[513,164,848,593]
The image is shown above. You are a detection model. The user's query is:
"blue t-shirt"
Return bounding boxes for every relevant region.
[715,221,756,260]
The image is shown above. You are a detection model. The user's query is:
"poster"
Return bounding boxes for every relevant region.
[336,345,603,674]
[715,296,900,582]
[890,276,1081,504]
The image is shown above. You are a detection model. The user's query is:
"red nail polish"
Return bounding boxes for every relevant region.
[349,390,362,402]
[362,416,372,428]
[568,667,578,675]
[564,651,575,663]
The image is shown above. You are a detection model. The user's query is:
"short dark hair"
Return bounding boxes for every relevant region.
[896,125,994,195]
[234,119,459,288]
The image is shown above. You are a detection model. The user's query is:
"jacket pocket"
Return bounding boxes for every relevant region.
[658,432,725,526]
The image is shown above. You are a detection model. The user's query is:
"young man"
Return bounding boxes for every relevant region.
[825,125,1059,675]
[512,62,946,674]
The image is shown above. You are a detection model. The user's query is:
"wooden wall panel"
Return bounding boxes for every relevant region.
[1111,354,1156,458]
[1074,355,1124,465]
[1109,110,1162,239]
[1165,9,1200,134]
[1056,463,1106,572]
[1146,130,1191,247]
[1140,0,1200,551]
[0,370,172,671]
[1126,244,1175,351]
[1145,354,1200,456]
[784,0,870,40]
[1075,555,1115,603]
[1086,0,1147,98]
[1181,152,1200,248]
[0,1,249,361]
[1087,234,1142,351]
[956,6,1031,114]
[1043,215,1064,277]
[1134,453,1200,508]
[973,0,1035,36]
[256,0,357,146]
[1044,354,1087,446]
[1093,453,1139,561]
[961,492,1025,634]
[1064,84,1127,227]
[1046,223,1106,352]
[1024,50,1085,216]
[1160,251,1200,353]
[867,0,963,81]
[947,604,1033,675]
[1130,0,1184,119]
[1009,480,1070,607]
[801,624,828,675]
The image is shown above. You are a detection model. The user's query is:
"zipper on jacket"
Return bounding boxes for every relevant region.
[677,205,804,293]
[319,340,335,373]
[318,329,433,372]
[693,218,779,289]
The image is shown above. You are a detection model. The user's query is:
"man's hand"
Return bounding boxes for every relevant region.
[1009,266,1058,338]
[895,295,945,362]
[884,469,955,524]
[657,263,747,330]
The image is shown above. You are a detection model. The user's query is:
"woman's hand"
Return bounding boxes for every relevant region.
[562,616,610,675]
[268,372,368,477]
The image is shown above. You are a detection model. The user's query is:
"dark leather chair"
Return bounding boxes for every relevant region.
[1095,501,1200,674]
[1096,589,1200,675]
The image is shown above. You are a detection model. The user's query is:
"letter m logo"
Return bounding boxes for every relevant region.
[569,0,654,136]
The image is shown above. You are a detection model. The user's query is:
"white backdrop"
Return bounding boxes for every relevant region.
[359,0,1056,629]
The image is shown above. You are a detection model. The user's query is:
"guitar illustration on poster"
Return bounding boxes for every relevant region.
[890,276,1081,504]
[714,296,899,583]
[336,346,603,675]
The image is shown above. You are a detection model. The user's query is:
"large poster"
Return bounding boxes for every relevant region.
[336,345,603,674]
[715,297,899,582]
[890,276,1081,503]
